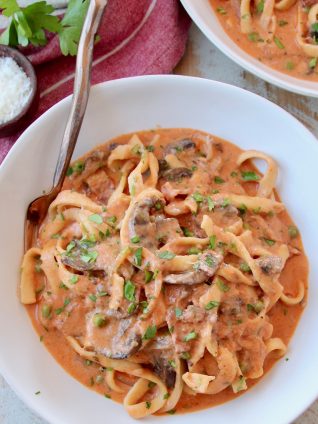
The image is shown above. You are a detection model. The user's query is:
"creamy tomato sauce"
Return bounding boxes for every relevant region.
[209,0,318,81]
[25,128,308,416]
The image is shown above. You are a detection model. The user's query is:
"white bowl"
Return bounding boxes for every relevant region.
[0,75,318,424]
[181,0,318,97]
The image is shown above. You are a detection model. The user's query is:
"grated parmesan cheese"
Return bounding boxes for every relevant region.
[0,57,32,125]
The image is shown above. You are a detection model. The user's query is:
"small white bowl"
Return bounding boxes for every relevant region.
[181,0,318,97]
[0,75,318,424]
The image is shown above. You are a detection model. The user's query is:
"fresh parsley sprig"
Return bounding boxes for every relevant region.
[0,0,90,56]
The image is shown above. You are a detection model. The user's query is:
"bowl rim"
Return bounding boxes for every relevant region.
[180,0,318,97]
[1,74,318,424]
[0,45,37,131]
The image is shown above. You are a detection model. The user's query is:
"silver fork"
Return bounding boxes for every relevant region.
[24,0,108,251]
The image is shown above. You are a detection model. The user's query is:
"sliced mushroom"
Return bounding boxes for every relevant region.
[164,251,223,285]
[153,357,176,389]
[180,305,206,323]
[146,333,174,351]
[87,316,142,359]
[128,193,165,250]
[162,167,193,182]
[155,216,182,244]
[213,198,238,217]
[197,251,224,276]
[61,240,102,272]
[255,256,283,275]
[165,139,196,155]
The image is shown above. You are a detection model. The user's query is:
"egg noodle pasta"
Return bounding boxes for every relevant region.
[210,0,318,81]
[20,128,308,417]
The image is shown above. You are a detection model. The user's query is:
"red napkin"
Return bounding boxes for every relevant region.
[0,0,191,164]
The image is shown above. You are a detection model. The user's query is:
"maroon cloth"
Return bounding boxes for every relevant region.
[0,0,190,163]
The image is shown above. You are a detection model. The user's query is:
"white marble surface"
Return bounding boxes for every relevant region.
[1,23,318,424]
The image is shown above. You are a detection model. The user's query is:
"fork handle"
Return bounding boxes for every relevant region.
[53,0,108,189]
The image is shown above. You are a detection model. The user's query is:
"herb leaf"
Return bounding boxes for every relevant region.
[143,325,157,340]
[184,331,197,342]
[89,214,103,224]
[158,251,176,260]
[124,280,135,302]
[241,171,260,181]
[134,247,143,267]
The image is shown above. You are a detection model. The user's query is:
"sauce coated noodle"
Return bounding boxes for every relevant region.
[21,128,308,418]
[210,0,318,81]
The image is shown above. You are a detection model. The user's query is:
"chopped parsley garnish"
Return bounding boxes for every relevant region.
[230,171,238,177]
[69,275,79,285]
[216,6,227,14]
[143,325,157,340]
[240,262,251,273]
[188,247,201,255]
[131,235,140,243]
[154,201,162,210]
[248,32,262,42]
[256,0,264,13]
[175,307,183,318]
[93,313,107,327]
[168,359,176,368]
[222,198,230,207]
[184,331,197,342]
[286,61,294,71]
[140,301,149,313]
[274,36,284,49]
[146,145,155,152]
[309,57,317,69]
[241,171,260,181]
[88,214,103,224]
[73,161,85,174]
[191,165,198,171]
[88,294,97,302]
[163,392,170,399]
[134,247,143,266]
[205,300,220,310]
[42,304,51,319]
[81,250,98,263]
[148,381,156,388]
[145,401,151,409]
[288,225,299,239]
[107,215,117,225]
[205,254,216,268]
[167,409,176,415]
[247,301,264,314]
[238,204,247,215]
[193,192,205,203]
[124,280,135,302]
[216,278,230,292]
[104,393,111,399]
[182,227,193,237]
[127,303,137,314]
[209,235,216,249]
[144,270,154,284]
[260,237,276,246]
[66,240,76,252]
[180,352,191,360]
[278,20,288,26]
[214,176,225,184]
[158,250,176,260]
[35,391,41,395]
[207,196,215,211]
[55,298,70,315]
